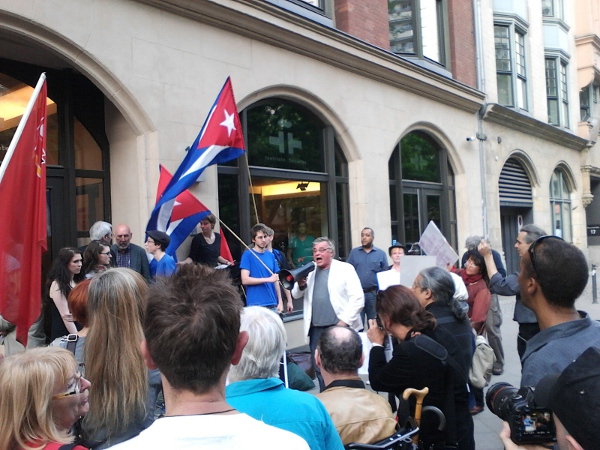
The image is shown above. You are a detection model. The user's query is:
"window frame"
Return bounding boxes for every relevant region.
[265,0,333,26]
[542,0,563,20]
[579,82,598,122]
[494,20,529,112]
[549,169,572,243]
[545,54,570,128]
[388,0,450,69]
[388,130,457,252]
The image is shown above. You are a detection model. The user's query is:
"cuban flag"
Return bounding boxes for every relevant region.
[154,165,211,257]
[147,77,245,235]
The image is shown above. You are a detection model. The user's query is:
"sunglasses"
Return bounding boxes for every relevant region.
[527,235,564,277]
[52,371,83,399]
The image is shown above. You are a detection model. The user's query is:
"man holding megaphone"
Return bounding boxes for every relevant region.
[288,237,364,391]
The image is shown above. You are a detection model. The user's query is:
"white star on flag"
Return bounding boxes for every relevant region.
[220,109,236,137]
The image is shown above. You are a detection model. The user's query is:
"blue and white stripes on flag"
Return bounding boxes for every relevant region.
[146,77,245,249]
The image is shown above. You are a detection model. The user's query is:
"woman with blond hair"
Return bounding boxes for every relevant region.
[82,268,160,449]
[0,347,91,450]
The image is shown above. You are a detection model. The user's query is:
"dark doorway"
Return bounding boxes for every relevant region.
[500,207,532,274]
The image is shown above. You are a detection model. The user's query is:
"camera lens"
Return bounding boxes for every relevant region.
[486,382,520,420]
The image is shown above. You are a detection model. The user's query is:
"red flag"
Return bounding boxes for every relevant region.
[219,226,234,264]
[154,165,211,256]
[0,74,48,346]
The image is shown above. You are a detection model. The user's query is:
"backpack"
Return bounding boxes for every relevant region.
[468,334,495,389]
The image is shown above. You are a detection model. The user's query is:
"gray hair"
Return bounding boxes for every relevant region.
[464,235,483,251]
[520,224,547,244]
[89,221,112,241]
[317,326,362,374]
[313,237,335,256]
[228,306,286,382]
[417,266,467,321]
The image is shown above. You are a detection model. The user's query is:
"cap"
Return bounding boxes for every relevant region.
[534,346,600,450]
[389,242,406,255]
[146,230,171,249]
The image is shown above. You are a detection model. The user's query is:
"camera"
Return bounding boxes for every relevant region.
[486,382,556,445]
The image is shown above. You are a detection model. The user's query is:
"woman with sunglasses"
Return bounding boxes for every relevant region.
[0,347,91,450]
[81,241,112,279]
[367,286,474,450]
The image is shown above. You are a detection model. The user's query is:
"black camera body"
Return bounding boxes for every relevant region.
[486,382,556,445]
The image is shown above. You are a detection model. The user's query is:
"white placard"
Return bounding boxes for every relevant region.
[377,269,401,291]
[399,255,437,287]
[418,221,460,267]
[358,332,393,375]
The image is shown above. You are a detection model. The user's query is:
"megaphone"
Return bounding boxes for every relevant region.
[279,262,316,290]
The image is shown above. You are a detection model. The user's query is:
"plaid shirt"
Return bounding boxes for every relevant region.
[115,246,131,268]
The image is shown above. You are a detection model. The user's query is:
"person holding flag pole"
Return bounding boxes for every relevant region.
[144,76,291,309]
[0,73,48,350]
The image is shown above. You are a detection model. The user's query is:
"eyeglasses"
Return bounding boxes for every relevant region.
[527,235,564,276]
[99,251,112,256]
[52,372,82,399]
[312,247,332,254]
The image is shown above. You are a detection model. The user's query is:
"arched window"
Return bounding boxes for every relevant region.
[218,98,349,314]
[388,130,456,251]
[550,169,572,242]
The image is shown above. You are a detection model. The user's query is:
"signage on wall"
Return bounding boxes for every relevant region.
[588,225,600,237]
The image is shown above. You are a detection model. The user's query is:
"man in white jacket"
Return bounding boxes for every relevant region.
[291,237,364,391]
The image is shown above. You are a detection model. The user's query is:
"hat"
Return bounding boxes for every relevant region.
[534,346,600,450]
[146,230,171,249]
[389,242,406,255]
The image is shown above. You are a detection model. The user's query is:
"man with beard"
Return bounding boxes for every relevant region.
[111,224,151,282]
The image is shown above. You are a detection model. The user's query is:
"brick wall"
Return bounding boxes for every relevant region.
[447,0,477,88]
[335,0,390,50]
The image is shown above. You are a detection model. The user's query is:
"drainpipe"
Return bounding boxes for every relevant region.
[473,0,488,237]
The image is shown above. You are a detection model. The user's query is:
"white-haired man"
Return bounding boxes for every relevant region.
[226,306,343,450]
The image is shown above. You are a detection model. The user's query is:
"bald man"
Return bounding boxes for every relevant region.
[111,224,151,282]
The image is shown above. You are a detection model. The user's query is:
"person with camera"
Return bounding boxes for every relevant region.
[517,235,600,387]
[494,346,600,450]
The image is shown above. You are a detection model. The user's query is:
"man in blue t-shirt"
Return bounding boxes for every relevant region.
[240,224,283,312]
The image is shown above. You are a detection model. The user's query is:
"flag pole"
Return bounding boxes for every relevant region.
[0,73,47,184]
[217,217,274,274]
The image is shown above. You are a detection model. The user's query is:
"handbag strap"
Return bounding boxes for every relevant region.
[413,335,463,448]
[65,334,78,355]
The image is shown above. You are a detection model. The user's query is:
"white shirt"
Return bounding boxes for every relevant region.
[108,413,309,450]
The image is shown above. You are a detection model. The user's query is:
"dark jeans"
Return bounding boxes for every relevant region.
[361,290,377,327]
[309,325,330,392]
[517,322,541,364]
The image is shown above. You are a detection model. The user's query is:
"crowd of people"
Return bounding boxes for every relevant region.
[1,218,599,450]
